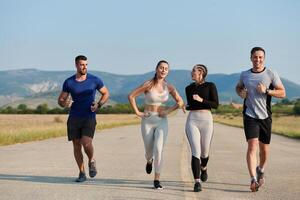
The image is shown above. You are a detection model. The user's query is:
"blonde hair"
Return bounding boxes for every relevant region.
[193,64,208,82]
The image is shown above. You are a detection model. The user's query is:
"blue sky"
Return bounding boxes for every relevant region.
[1,0,300,84]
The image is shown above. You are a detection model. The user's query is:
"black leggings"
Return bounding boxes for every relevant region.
[191,156,209,179]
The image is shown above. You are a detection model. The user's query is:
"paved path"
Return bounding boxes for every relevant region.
[0,112,299,200]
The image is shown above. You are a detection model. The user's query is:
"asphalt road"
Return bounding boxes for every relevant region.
[0,112,299,200]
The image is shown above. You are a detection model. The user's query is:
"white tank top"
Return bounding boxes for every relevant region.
[144,85,169,106]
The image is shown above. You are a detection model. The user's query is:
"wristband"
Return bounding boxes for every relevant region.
[265,89,270,95]
[97,102,103,108]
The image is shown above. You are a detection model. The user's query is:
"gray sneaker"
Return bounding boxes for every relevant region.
[193,182,202,192]
[256,166,265,186]
[75,171,87,182]
[89,160,97,178]
[250,179,259,192]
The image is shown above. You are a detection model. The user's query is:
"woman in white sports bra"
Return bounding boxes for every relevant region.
[128,60,185,189]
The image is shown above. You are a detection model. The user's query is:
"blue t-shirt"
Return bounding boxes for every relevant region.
[62,73,104,118]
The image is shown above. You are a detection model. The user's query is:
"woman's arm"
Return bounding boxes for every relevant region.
[128,81,151,118]
[202,83,219,109]
[160,84,185,116]
[191,83,219,109]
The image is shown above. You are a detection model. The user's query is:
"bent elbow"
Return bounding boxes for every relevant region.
[128,94,133,102]
[212,104,219,109]
[277,89,286,98]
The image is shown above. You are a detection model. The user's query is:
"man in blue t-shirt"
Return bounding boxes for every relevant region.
[58,55,110,182]
[236,47,285,192]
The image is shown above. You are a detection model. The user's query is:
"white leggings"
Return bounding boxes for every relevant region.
[141,112,168,174]
[185,111,214,159]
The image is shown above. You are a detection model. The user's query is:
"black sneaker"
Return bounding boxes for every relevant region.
[193,182,202,192]
[89,160,97,178]
[250,179,259,192]
[146,160,153,174]
[256,166,265,187]
[154,180,163,190]
[75,171,87,182]
[200,169,208,182]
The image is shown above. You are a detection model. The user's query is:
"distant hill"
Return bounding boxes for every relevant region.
[0,69,299,108]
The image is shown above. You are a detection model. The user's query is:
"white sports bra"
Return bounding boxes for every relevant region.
[144,85,169,106]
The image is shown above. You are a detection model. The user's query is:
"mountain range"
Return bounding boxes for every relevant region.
[0,69,299,108]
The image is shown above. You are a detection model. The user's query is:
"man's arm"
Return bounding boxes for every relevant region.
[97,86,110,107]
[269,83,286,98]
[236,82,247,99]
[91,86,109,112]
[58,91,72,108]
[257,82,286,98]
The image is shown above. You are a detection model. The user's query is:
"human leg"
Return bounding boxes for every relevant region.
[247,138,259,191]
[72,139,87,182]
[186,113,202,191]
[153,117,168,189]
[256,116,272,186]
[141,117,155,174]
[199,113,214,182]
[81,117,97,178]
[185,118,201,180]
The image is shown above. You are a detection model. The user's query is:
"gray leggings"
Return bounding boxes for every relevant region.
[185,111,214,159]
[141,112,168,174]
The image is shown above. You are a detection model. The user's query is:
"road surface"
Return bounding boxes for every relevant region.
[0,112,299,200]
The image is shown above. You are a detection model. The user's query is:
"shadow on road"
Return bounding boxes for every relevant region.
[0,173,250,194]
[0,173,187,190]
[206,181,248,187]
[201,181,250,193]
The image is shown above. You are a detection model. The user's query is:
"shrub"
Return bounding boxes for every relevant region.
[293,101,300,115]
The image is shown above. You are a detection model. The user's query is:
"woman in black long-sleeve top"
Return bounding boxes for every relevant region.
[185,64,219,192]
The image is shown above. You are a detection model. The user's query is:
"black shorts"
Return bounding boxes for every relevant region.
[243,114,272,144]
[67,116,97,141]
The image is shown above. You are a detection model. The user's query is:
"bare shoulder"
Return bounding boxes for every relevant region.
[138,80,153,92]
[166,83,176,92]
[142,80,152,87]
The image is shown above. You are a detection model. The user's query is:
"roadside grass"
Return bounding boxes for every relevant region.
[1,112,299,146]
[0,114,140,146]
[214,113,300,139]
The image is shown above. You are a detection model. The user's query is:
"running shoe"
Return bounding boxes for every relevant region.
[75,171,87,182]
[154,180,163,190]
[250,179,259,192]
[89,160,97,178]
[256,166,265,187]
[200,168,208,182]
[193,182,202,192]
[146,160,153,174]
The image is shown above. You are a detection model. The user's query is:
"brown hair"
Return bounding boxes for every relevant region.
[150,60,169,87]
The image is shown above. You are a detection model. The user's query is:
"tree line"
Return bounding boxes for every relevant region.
[0,98,299,115]
[0,103,137,114]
